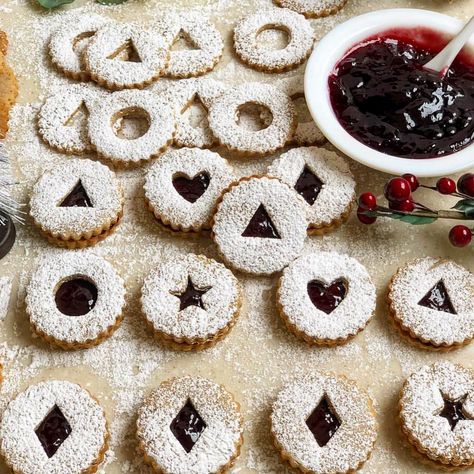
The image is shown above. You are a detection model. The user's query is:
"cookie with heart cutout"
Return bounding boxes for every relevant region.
[399,361,474,470]
[274,0,348,18]
[267,147,355,235]
[388,257,474,351]
[277,252,376,346]
[144,148,235,236]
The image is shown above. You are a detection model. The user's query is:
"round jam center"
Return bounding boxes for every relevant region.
[328,30,474,159]
[55,278,98,316]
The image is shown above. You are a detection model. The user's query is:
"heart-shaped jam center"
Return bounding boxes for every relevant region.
[172,173,211,203]
[307,279,347,314]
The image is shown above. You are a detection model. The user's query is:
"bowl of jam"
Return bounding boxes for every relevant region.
[305,9,474,177]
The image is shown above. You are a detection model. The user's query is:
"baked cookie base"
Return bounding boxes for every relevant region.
[0,33,18,139]
[274,0,348,18]
[307,201,353,236]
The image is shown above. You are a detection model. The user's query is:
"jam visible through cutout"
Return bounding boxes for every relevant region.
[307,279,347,314]
[418,280,456,314]
[60,181,93,208]
[306,395,341,447]
[172,172,211,203]
[294,166,323,206]
[35,405,72,458]
[438,393,469,430]
[55,278,98,316]
[241,204,280,239]
[171,277,211,311]
[170,399,207,453]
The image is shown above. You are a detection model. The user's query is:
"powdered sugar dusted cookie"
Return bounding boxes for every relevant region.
[0,380,109,474]
[145,148,235,234]
[388,257,474,351]
[212,176,307,275]
[137,376,243,473]
[88,89,175,166]
[271,372,377,474]
[84,23,170,90]
[49,14,110,81]
[234,9,315,73]
[274,0,348,18]
[278,252,376,345]
[25,252,126,350]
[30,159,123,246]
[268,147,355,234]
[399,361,474,469]
[154,12,224,78]
[141,253,241,350]
[208,82,296,156]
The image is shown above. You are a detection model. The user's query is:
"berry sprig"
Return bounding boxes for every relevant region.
[357,173,474,247]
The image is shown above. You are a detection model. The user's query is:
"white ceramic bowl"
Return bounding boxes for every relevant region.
[304,8,474,177]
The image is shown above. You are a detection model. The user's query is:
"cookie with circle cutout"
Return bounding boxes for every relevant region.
[84,23,170,90]
[144,148,235,235]
[49,14,111,81]
[0,380,109,474]
[271,372,378,474]
[399,361,474,470]
[141,253,241,350]
[268,147,355,234]
[274,0,348,18]
[212,176,307,275]
[30,159,123,248]
[388,257,474,351]
[208,82,296,156]
[277,252,376,346]
[154,12,224,78]
[234,9,315,73]
[88,89,175,166]
[25,252,126,350]
[137,375,243,474]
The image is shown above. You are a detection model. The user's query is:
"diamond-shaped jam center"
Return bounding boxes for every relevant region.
[170,400,206,453]
[294,166,323,206]
[35,405,72,458]
[306,396,341,447]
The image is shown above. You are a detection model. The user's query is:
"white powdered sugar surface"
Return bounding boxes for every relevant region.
[274,0,347,17]
[0,277,12,322]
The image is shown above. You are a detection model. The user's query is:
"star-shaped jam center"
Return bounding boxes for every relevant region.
[438,393,470,430]
[171,277,211,311]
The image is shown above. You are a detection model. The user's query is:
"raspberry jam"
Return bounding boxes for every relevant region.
[329,29,474,159]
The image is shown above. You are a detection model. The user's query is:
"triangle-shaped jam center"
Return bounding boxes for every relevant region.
[241,204,280,239]
[107,40,141,62]
[418,280,456,314]
[60,181,93,208]
[294,166,323,206]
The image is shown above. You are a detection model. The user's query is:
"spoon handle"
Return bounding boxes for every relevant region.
[424,15,474,76]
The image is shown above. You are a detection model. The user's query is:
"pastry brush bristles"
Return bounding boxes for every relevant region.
[0,142,24,224]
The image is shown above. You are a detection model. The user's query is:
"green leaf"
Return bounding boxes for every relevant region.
[37,0,75,8]
[388,213,437,225]
[96,0,128,4]
[453,199,474,218]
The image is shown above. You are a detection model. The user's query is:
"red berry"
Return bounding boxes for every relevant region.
[436,177,456,195]
[357,206,377,224]
[358,192,377,210]
[449,225,472,247]
[384,177,412,202]
[389,198,415,212]
[402,174,419,191]
[458,173,474,197]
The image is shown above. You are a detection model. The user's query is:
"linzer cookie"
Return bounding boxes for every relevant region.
[154,12,224,78]
[271,372,378,474]
[388,257,474,351]
[0,31,18,138]
[144,148,235,235]
[399,361,474,470]
[141,253,241,350]
[274,0,348,18]
[84,23,169,90]
[0,380,109,474]
[137,376,243,473]
[234,9,315,73]
[212,176,307,275]
[49,14,110,81]
[25,252,126,350]
[277,252,376,346]
[87,89,175,166]
[29,159,123,248]
[208,82,296,156]
[268,147,355,234]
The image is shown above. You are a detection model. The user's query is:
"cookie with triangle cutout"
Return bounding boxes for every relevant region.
[30,159,123,248]
[388,256,474,351]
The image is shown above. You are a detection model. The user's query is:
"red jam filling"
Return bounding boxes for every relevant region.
[328,28,474,159]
